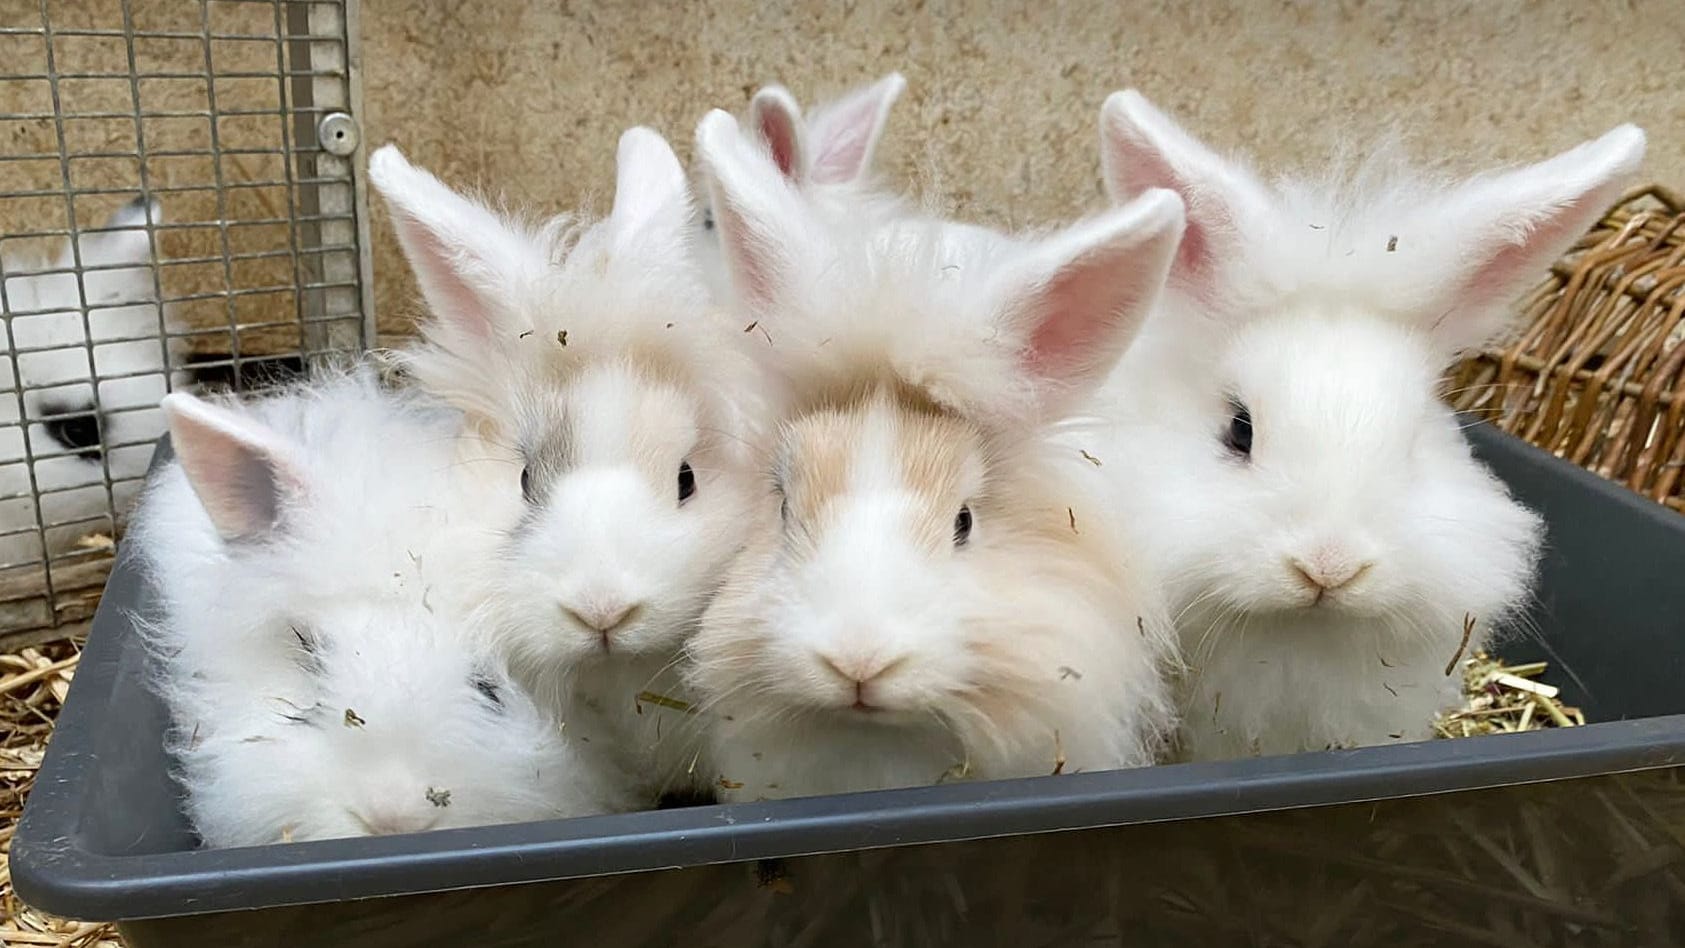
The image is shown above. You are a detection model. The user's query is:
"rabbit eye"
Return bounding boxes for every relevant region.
[701,207,715,232]
[472,676,503,709]
[520,466,536,503]
[953,505,973,547]
[42,402,102,460]
[1224,400,1253,458]
[677,461,696,504]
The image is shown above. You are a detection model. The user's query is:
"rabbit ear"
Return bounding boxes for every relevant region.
[802,72,906,186]
[748,85,806,182]
[367,144,548,339]
[162,393,306,541]
[68,195,160,268]
[990,189,1185,417]
[696,108,819,314]
[609,126,692,251]
[1416,125,1644,352]
[1099,90,1271,301]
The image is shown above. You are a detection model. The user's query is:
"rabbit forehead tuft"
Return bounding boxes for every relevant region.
[1199,150,1525,328]
[518,358,699,471]
[1222,312,1440,449]
[750,218,1035,426]
[779,390,986,521]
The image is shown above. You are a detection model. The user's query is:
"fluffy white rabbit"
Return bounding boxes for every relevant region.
[686,109,1184,802]
[1,197,180,569]
[1082,90,1644,760]
[129,370,626,846]
[368,129,770,804]
[693,73,909,302]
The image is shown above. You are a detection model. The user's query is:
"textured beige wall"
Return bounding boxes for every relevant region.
[2,1,1681,349]
[360,0,1685,341]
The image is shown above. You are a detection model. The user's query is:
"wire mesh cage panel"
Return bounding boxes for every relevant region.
[0,0,372,646]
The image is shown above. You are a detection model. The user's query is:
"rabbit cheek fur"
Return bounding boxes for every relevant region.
[1110,315,1542,760]
[488,359,757,799]
[690,393,1174,802]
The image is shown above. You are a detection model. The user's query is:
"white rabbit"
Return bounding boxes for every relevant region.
[686,109,1184,802]
[1,197,181,570]
[693,73,909,302]
[1083,90,1644,760]
[129,370,626,846]
[368,129,770,804]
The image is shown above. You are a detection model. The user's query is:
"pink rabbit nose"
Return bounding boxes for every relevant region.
[562,600,640,636]
[1288,548,1373,595]
[817,651,908,709]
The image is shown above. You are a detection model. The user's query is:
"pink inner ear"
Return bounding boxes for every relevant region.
[396,214,494,338]
[1023,252,1144,381]
[757,108,802,181]
[171,412,299,540]
[809,99,882,186]
[1461,195,1594,311]
[715,198,783,311]
[1107,134,1218,293]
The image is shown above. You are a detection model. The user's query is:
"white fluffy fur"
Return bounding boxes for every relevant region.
[369,130,770,803]
[687,109,1186,801]
[1085,90,1643,759]
[129,370,626,847]
[693,74,910,303]
[1,199,183,568]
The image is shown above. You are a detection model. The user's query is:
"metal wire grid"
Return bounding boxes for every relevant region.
[0,0,371,641]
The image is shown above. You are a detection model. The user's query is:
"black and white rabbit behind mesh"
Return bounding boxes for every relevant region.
[0,197,183,569]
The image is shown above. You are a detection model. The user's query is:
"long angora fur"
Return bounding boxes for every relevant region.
[128,370,627,847]
[368,130,770,803]
[1083,90,1644,759]
[685,109,1187,801]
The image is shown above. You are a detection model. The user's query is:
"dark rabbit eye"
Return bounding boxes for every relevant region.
[42,402,102,460]
[953,505,973,547]
[520,466,535,502]
[701,207,715,232]
[472,676,503,708]
[677,461,696,504]
[1224,400,1253,458]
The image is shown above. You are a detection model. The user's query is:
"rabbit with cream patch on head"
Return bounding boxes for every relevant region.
[694,73,909,302]
[687,109,1184,801]
[1082,90,1644,760]
[130,371,624,847]
[1,197,183,568]
[368,129,769,804]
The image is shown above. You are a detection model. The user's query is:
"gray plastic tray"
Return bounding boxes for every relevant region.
[13,425,1685,946]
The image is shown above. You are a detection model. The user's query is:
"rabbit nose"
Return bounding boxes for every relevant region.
[1288,548,1373,595]
[562,600,640,636]
[817,651,908,707]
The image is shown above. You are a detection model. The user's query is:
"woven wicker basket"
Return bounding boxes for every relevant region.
[1451,184,1685,515]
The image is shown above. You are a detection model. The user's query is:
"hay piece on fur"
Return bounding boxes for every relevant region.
[635,691,696,714]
